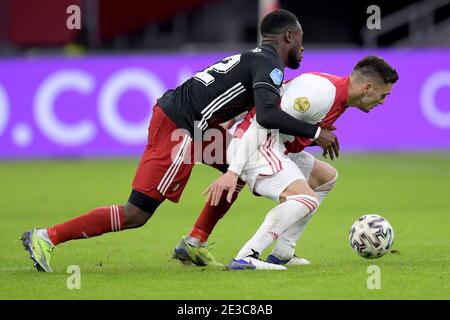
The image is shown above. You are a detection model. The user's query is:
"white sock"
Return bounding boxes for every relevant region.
[271,174,338,260]
[186,236,204,247]
[37,228,54,246]
[235,194,319,260]
[270,216,312,260]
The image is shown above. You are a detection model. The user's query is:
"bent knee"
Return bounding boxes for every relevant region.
[309,160,338,190]
[279,179,318,203]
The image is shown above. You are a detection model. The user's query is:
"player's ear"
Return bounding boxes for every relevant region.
[284,29,293,43]
[362,82,372,95]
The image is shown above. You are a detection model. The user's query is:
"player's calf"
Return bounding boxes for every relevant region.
[21,193,162,271]
[123,203,154,229]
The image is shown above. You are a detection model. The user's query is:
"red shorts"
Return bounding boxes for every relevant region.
[132,105,231,203]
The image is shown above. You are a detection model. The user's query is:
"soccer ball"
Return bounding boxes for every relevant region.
[348,214,394,259]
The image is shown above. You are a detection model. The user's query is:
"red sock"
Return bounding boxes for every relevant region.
[47,205,124,246]
[189,180,244,242]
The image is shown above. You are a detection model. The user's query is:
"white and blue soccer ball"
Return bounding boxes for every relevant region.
[349,214,394,259]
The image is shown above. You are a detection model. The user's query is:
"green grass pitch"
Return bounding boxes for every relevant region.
[0,153,449,299]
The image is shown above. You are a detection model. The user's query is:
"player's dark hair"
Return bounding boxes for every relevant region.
[260,9,300,37]
[353,56,399,84]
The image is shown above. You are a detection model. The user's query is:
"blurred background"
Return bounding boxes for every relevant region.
[2,0,450,53]
[0,0,449,158]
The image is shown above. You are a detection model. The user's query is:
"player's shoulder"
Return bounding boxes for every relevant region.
[283,73,336,106]
[243,45,283,68]
[308,72,342,83]
[243,45,284,88]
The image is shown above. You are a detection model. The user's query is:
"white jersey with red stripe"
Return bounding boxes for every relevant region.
[227,72,349,192]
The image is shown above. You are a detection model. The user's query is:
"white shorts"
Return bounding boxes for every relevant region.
[241,151,316,203]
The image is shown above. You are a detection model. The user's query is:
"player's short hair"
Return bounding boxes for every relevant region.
[260,9,300,37]
[353,56,399,84]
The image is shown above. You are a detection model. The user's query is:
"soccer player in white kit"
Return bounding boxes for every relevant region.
[225,56,399,270]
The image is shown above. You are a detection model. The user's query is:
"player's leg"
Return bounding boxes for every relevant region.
[22,197,161,272]
[21,196,161,271]
[228,161,319,270]
[21,105,193,272]
[268,153,338,265]
[173,175,244,267]
[46,199,160,244]
[186,169,244,246]
[174,165,245,266]
[307,159,338,193]
[174,126,244,267]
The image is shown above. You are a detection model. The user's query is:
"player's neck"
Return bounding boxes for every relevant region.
[261,40,286,68]
[346,74,362,107]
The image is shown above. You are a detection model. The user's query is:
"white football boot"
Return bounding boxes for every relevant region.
[266,254,310,266]
[227,256,287,271]
[286,256,310,266]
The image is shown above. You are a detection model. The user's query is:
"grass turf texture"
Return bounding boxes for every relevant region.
[0,153,449,299]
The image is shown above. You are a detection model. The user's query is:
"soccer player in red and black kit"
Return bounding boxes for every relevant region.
[21,9,338,272]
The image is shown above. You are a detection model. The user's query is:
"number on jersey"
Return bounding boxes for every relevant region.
[194,54,241,86]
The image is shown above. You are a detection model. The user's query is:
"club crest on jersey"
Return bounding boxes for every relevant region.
[270,68,283,86]
[294,97,310,113]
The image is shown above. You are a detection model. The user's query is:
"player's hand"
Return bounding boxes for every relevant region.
[328,125,337,131]
[202,170,239,206]
[315,128,340,160]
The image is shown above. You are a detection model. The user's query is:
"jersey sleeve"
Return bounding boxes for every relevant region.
[280,74,336,123]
